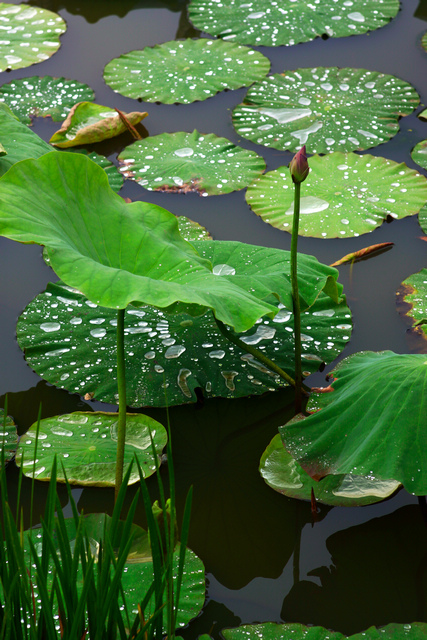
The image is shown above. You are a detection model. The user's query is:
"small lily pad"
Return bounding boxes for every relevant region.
[260,432,401,507]
[69,149,124,193]
[397,268,427,346]
[49,102,148,148]
[0,3,66,71]
[223,622,427,640]
[17,276,351,407]
[15,412,167,485]
[0,409,18,467]
[0,76,95,125]
[103,38,270,104]
[118,130,265,195]
[232,68,418,154]
[188,0,400,47]
[246,152,427,238]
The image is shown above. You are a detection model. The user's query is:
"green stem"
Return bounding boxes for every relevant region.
[214,316,299,389]
[291,181,303,413]
[114,308,127,502]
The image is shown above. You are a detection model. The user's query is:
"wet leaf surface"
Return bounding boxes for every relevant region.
[397,269,427,347]
[223,622,427,640]
[68,149,124,192]
[0,408,18,468]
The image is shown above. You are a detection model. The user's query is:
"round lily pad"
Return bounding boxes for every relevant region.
[70,149,124,193]
[15,412,167,485]
[188,0,400,47]
[103,38,270,104]
[0,76,95,125]
[222,622,427,640]
[232,68,418,154]
[17,276,351,407]
[0,3,66,72]
[411,138,427,172]
[49,102,148,148]
[246,152,427,239]
[260,432,401,507]
[0,408,18,467]
[118,130,265,195]
[397,268,427,346]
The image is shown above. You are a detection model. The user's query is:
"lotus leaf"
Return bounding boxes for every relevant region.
[19,513,205,630]
[411,138,427,172]
[118,130,265,195]
[49,102,148,147]
[260,432,401,507]
[0,408,18,467]
[0,102,52,176]
[0,152,290,333]
[280,351,427,495]
[103,38,270,104]
[70,149,124,193]
[222,622,427,640]
[419,203,427,234]
[232,68,418,154]
[0,76,95,125]
[0,143,6,156]
[15,412,167,485]
[397,269,427,345]
[176,215,211,241]
[246,152,427,239]
[17,277,351,406]
[0,3,66,71]
[188,0,399,47]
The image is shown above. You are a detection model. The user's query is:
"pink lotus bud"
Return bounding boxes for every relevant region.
[289,145,309,184]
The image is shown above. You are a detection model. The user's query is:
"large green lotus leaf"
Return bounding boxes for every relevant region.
[397,269,427,346]
[232,68,418,154]
[69,149,124,193]
[0,4,66,71]
[118,130,265,196]
[17,277,350,407]
[0,103,53,176]
[49,102,148,148]
[188,0,399,47]
[280,351,427,495]
[0,76,95,125]
[260,432,401,507]
[19,514,205,630]
[0,408,18,467]
[0,151,288,333]
[103,38,270,104]
[222,622,427,640]
[246,153,427,239]
[15,412,167,485]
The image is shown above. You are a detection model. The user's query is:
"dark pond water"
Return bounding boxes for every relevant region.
[1,0,427,637]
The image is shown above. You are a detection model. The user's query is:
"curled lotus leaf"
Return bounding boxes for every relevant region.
[188,0,399,47]
[222,622,427,640]
[0,409,18,468]
[0,76,95,125]
[246,152,427,239]
[103,38,270,104]
[260,432,401,507]
[0,4,66,72]
[15,412,167,485]
[397,268,427,348]
[118,130,266,195]
[280,351,427,496]
[49,102,148,148]
[17,275,350,407]
[232,68,418,154]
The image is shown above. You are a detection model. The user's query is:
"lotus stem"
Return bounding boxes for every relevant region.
[214,315,304,391]
[114,308,127,501]
[291,180,303,413]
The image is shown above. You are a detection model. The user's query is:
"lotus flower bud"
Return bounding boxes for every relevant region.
[289,145,309,184]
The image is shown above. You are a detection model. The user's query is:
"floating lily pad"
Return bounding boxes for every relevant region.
[0,76,95,125]
[49,102,148,148]
[17,275,351,407]
[419,204,427,234]
[0,4,66,71]
[103,38,270,104]
[0,409,18,467]
[280,351,427,496]
[223,622,427,640]
[411,138,427,172]
[397,269,427,346]
[232,68,418,154]
[0,102,52,176]
[20,513,205,630]
[188,0,400,47]
[69,149,124,193]
[118,130,265,195]
[15,412,167,485]
[246,152,427,238]
[260,432,401,507]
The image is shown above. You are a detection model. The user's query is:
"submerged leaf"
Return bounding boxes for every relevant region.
[103,38,270,104]
[49,102,148,147]
[118,130,265,195]
[330,243,394,266]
